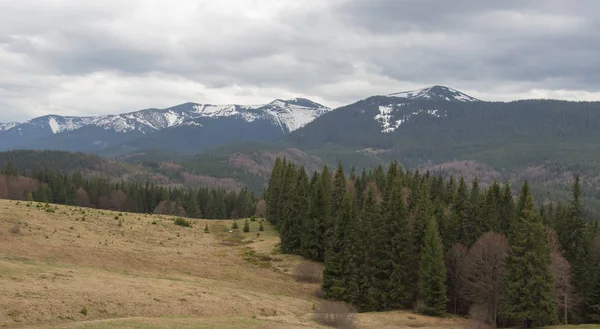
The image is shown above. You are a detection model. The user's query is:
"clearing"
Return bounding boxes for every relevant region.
[0,199,472,328]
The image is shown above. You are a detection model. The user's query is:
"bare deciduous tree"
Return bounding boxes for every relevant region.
[255,199,266,217]
[76,188,91,208]
[551,251,576,324]
[462,232,508,327]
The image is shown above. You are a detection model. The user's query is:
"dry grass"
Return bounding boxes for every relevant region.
[0,199,474,329]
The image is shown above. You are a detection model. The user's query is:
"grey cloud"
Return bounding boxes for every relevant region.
[1,0,600,122]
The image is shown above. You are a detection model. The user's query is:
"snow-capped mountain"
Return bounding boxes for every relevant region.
[389,85,480,102]
[2,98,329,136]
[0,98,330,154]
[368,85,481,133]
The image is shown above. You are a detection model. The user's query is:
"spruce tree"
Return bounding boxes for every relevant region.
[301,172,321,260]
[501,182,557,327]
[265,158,285,227]
[355,186,380,312]
[454,177,469,245]
[559,175,594,317]
[369,181,396,310]
[281,167,309,254]
[243,219,250,233]
[387,177,413,308]
[500,181,516,235]
[307,166,332,261]
[342,189,361,305]
[204,223,209,233]
[259,221,264,231]
[279,163,299,254]
[322,192,354,300]
[331,162,347,217]
[417,215,448,316]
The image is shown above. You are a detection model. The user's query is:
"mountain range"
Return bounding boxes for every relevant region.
[0,98,330,154]
[2,85,600,215]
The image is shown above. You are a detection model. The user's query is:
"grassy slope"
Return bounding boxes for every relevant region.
[0,199,472,329]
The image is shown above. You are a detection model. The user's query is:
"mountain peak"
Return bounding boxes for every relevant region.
[269,98,327,109]
[389,85,480,102]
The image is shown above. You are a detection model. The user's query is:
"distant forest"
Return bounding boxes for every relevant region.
[266,158,600,328]
[0,162,257,219]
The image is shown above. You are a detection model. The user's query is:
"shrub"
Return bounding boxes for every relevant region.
[9,224,21,235]
[204,223,210,233]
[314,301,357,329]
[232,221,238,230]
[174,217,192,228]
[259,222,264,232]
[250,215,257,222]
[294,262,323,283]
[243,219,250,233]
[80,307,88,316]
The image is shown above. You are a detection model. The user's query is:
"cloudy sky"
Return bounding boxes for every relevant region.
[1,0,599,122]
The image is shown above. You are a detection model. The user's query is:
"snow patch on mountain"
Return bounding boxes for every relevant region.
[389,85,480,102]
[0,122,18,131]
[375,105,402,133]
[374,103,447,133]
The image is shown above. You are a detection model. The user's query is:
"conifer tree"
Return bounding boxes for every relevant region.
[323,192,354,300]
[356,186,380,312]
[558,175,594,317]
[259,221,264,232]
[282,167,309,254]
[280,163,299,253]
[301,172,321,260]
[464,178,483,245]
[204,223,210,233]
[500,182,516,235]
[482,181,502,233]
[369,180,397,310]
[265,158,285,226]
[243,219,250,233]
[331,162,347,217]
[310,166,332,261]
[341,189,361,305]
[417,216,448,316]
[502,182,557,327]
[387,177,413,308]
[454,177,469,245]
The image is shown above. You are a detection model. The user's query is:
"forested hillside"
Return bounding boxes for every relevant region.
[265,158,600,327]
[0,164,257,219]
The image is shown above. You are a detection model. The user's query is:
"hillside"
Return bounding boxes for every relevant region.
[0,199,473,329]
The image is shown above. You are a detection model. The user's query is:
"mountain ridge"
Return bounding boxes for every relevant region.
[388,85,480,102]
[0,98,331,153]
[1,98,330,136]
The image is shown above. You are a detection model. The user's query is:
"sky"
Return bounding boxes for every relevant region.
[1,0,600,122]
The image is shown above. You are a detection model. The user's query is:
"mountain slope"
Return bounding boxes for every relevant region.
[285,88,600,168]
[0,98,330,153]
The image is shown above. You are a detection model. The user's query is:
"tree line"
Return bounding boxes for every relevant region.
[0,163,257,219]
[265,158,600,328]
